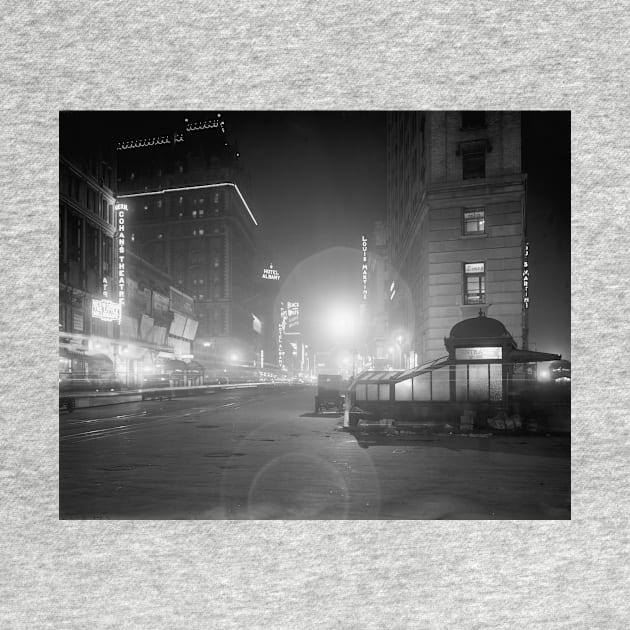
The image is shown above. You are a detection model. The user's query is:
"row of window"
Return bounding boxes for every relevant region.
[61,166,115,226]
[131,226,223,242]
[140,193,222,211]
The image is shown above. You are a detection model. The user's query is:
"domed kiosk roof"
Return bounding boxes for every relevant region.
[449,313,512,340]
[444,312,516,355]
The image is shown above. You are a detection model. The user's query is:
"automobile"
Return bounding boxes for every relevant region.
[59,376,98,393]
[94,378,123,392]
[314,374,345,413]
[215,377,229,385]
[142,375,171,388]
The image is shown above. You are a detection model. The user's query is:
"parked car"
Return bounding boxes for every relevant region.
[142,375,171,388]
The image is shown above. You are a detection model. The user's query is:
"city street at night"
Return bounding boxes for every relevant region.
[59,110,571,520]
[60,385,570,519]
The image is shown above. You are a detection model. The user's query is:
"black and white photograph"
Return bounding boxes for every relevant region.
[59,110,570,520]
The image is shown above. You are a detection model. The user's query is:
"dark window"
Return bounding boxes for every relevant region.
[463,208,485,235]
[461,111,486,130]
[464,262,486,304]
[462,147,485,179]
[102,237,112,275]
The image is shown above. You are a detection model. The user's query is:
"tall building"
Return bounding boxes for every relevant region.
[386,111,527,365]
[116,115,262,376]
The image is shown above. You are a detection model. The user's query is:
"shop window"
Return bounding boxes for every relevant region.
[462,146,485,179]
[463,208,485,235]
[464,262,486,304]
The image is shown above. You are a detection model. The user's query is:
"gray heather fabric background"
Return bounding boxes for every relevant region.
[1,1,628,628]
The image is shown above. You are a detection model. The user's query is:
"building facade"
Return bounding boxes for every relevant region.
[59,118,119,383]
[386,111,527,366]
[116,116,262,376]
[60,114,200,389]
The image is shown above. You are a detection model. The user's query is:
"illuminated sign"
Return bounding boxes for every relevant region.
[252,314,262,334]
[102,277,109,298]
[262,263,280,281]
[92,299,121,323]
[115,202,128,306]
[117,117,225,151]
[455,347,502,361]
[522,242,530,309]
[361,235,368,300]
[286,301,299,331]
[278,322,284,367]
[464,262,485,274]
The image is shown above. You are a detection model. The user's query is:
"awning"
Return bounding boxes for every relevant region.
[161,358,187,373]
[59,347,88,360]
[507,349,561,363]
[185,360,205,373]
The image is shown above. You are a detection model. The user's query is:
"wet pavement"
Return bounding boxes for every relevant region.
[59,385,570,519]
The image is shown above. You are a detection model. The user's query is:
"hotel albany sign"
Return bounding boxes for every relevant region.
[261,263,280,281]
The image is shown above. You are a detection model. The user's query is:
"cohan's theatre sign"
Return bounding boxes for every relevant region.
[262,263,280,280]
[115,202,128,305]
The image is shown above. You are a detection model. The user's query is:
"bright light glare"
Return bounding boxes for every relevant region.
[326,307,356,337]
[228,352,239,362]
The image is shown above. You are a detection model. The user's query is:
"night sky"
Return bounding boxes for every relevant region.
[65,111,570,359]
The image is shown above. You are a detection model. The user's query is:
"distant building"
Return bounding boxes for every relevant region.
[116,116,262,375]
[386,111,527,366]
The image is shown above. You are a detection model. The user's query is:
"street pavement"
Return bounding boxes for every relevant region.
[59,385,570,519]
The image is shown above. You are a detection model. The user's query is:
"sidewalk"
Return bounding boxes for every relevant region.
[59,382,275,411]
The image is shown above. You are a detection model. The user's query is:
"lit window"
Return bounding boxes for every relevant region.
[464,262,486,304]
[199,209,204,217]
[157,200,162,208]
[131,233,135,242]
[179,196,183,204]
[199,198,205,204]
[463,208,485,235]
[157,233,163,240]
[192,210,197,218]
[213,192,220,204]
[193,229,197,236]
[198,228,204,235]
